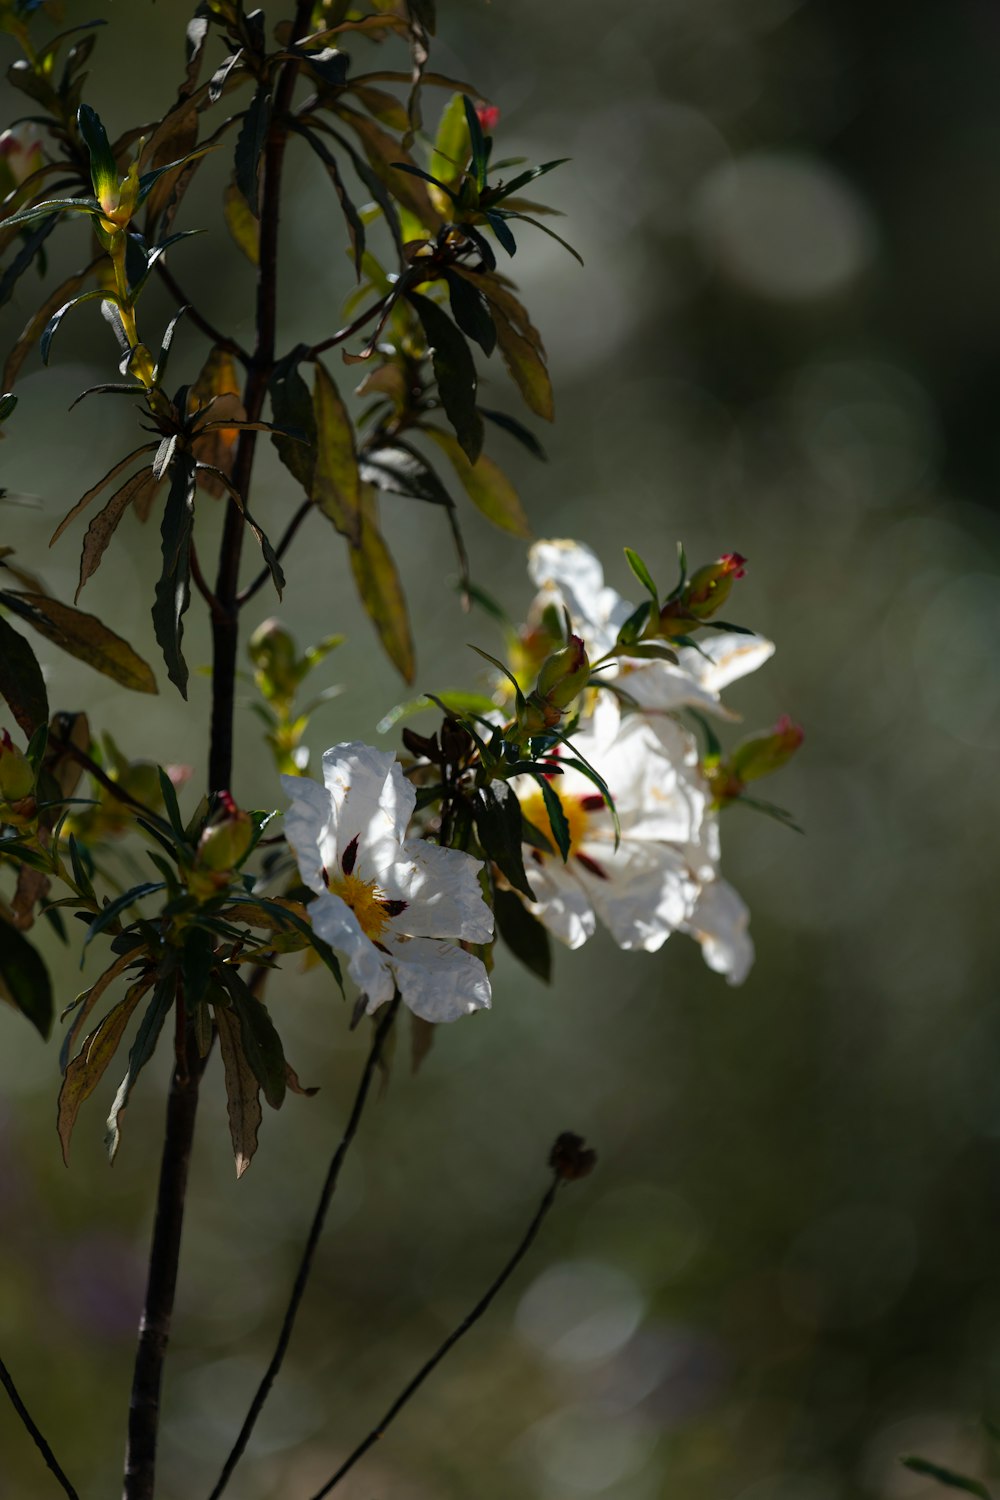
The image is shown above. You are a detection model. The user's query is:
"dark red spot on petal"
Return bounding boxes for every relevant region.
[380,898,408,918]
[580,794,605,813]
[341,834,360,876]
[575,852,608,880]
[321,865,330,888]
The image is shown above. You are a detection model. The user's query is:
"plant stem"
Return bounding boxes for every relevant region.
[307,1172,563,1498]
[205,992,402,1500]
[208,0,314,794]
[237,497,312,605]
[121,1032,208,1500]
[0,1356,81,1500]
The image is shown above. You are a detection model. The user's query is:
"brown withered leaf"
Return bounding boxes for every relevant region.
[190,348,246,496]
[11,866,50,931]
[285,1061,319,1097]
[215,1002,262,1178]
[0,590,158,694]
[76,468,158,600]
[60,950,137,1074]
[57,977,151,1164]
[349,494,415,682]
[142,102,200,231]
[50,444,158,547]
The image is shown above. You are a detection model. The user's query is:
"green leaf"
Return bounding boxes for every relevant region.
[421,424,529,537]
[375,689,497,734]
[444,268,496,355]
[0,919,53,1038]
[900,1457,993,1499]
[77,103,118,202]
[430,91,469,191]
[57,975,151,1162]
[105,970,175,1161]
[455,270,553,421]
[488,158,570,204]
[486,211,517,257]
[214,1000,262,1177]
[0,589,157,693]
[360,443,453,506]
[0,215,56,311]
[462,93,488,191]
[0,196,102,232]
[180,926,214,1010]
[313,360,361,540]
[500,210,584,265]
[494,887,551,981]
[615,599,652,647]
[407,290,483,462]
[526,770,570,861]
[151,457,195,696]
[480,406,547,461]
[474,782,536,899]
[41,288,119,365]
[0,614,48,736]
[157,766,185,841]
[624,547,659,606]
[84,883,166,950]
[350,506,415,683]
[468,644,526,711]
[218,967,286,1109]
[248,897,343,989]
[0,392,17,423]
[297,124,364,275]
[234,86,271,216]
[270,351,317,491]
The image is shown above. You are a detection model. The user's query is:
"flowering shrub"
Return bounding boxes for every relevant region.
[0,1,800,1495]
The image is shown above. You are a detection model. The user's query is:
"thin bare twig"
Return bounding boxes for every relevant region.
[205,991,403,1500]
[154,261,250,366]
[238,497,313,606]
[307,1170,566,1497]
[303,295,392,360]
[0,1356,80,1500]
[190,539,224,617]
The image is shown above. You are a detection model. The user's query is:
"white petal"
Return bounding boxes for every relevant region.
[307,889,396,1009]
[521,856,595,950]
[320,742,414,878]
[683,879,754,985]
[528,538,626,655]
[614,659,739,720]
[675,632,775,692]
[594,714,706,844]
[386,937,491,1022]
[576,840,698,952]
[281,772,338,895]
[388,840,494,943]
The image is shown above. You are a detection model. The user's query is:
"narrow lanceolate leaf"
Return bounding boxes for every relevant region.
[407,290,483,462]
[41,288,120,366]
[3,260,101,390]
[0,920,53,1038]
[0,614,48,735]
[527,770,571,861]
[151,457,195,697]
[59,950,137,1075]
[624,547,659,606]
[214,1001,263,1177]
[296,125,364,274]
[350,503,415,683]
[494,888,551,982]
[900,1457,993,1499]
[0,196,102,232]
[105,972,175,1161]
[0,215,57,310]
[313,361,361,540]
[57,976,152,1163]
[422,425,530,537]
[444,268,496,355]
[76,468,156,600]
[474,782,535,900]
[50,444,158,546]
[223,176,259,265]
[217,968,286,1109]
[452,267,553,421]
[234,86,272,216]
[0,589,157,693]
[270,351,316,491]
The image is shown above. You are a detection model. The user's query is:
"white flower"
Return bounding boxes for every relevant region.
[528,538,774,719]
[681,878,754,987]
[282,743,493,1022]
[512,696,695,943]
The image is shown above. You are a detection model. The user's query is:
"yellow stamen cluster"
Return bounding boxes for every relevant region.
[329,871,392,942]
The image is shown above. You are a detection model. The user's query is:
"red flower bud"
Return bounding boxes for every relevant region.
[475,103,501,133]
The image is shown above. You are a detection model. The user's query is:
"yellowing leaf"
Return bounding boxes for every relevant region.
[0,589,158,694]
[57,977,151,1164]
[349,499,415,682]
[422,425,530,537]
[453,268,554,421]
[313,360,361,541]
[190,346,246,495]
[223,177,259,266]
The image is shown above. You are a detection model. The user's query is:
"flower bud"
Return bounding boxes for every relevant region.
[475,102,501,133]
[196,792,253,873]
[534,633,590,711]
[0,124,44,190]
[0,730,36,824]
[729,715,804,784]
[248,618,299,703]
[660,553,747,633]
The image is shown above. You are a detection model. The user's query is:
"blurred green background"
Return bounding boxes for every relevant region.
[4,1,1000,1496]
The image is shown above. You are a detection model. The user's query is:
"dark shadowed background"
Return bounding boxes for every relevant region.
[3,2,1000,1497]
